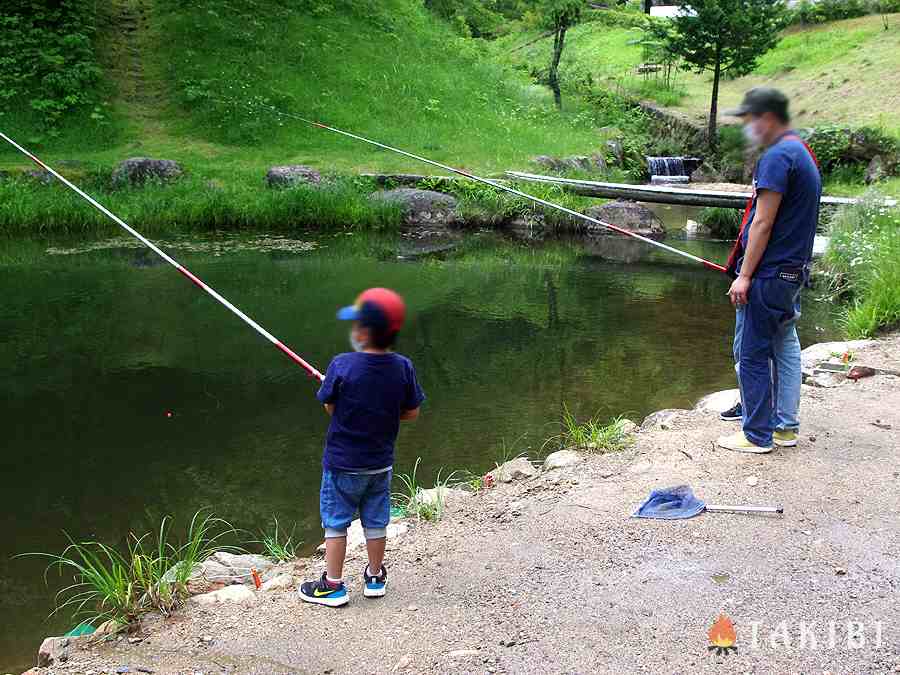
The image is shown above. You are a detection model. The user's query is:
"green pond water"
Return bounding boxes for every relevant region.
[0,230,841,671]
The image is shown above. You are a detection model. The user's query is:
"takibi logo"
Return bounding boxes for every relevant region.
[708,614,738,655]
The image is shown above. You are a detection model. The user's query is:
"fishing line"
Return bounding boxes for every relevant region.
[0,131,325,381]
[242,100,727,273]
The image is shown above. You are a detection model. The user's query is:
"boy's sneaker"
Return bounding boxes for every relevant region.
[716,431,772,454]
[774,430,798,447]
[298,573,348,607]
[363,564,388,598]
[720,402,743,421]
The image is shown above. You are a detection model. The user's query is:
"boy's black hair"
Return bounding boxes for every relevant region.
[369,326,398,350]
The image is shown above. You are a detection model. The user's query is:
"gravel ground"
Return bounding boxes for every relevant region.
[28,336,900,675]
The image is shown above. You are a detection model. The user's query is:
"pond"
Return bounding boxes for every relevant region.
[0,228,841,672]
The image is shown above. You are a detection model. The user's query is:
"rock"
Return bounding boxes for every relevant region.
[38,636,83,667]
[865,155,886,184]
[191,584,256,606]
[746,476,759,487]
[605,139,624,165]
[260,573,294,591]
[25,168,54,185]
[316,518,409,553]
[619,419,638,435]
[690,163,719,183]
[111,158,183,187]
[265,165,321,188]
[808,372,845,388]
[695,389,740,414]
[417,486,470,507]
[641,409,689,431]
[684,218,711,235]
[487,457,538,484]
[800,340,876,371]
[406,604,419,611]
[583,201,666,241]
[543,449,582,471]
[211,551,275,577]
[369,188,459,226]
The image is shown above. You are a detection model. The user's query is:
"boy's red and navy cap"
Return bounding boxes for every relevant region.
[337,287,406,333]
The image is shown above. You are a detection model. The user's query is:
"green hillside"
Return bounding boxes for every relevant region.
[0,0,613,180]
[497,13,900,133]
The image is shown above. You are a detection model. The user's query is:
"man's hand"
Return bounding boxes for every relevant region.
[324,403,335,416]
[728,275,752,306]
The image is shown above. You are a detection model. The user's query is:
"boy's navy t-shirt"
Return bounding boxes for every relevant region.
[316,352,425,472]
[738,134,822,278]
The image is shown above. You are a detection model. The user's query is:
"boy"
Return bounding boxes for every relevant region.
[299,287,425,607]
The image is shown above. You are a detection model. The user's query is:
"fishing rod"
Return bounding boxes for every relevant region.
[0,131,325,382]
[251,102,727,274]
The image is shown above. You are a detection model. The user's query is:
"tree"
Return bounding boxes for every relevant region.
[649,0,787,149]
[538,0,583,109]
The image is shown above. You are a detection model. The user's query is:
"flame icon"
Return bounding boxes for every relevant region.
[708,614,737,655]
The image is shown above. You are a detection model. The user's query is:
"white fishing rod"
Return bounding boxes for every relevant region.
[250,102,727,273]
[0,130,325,381]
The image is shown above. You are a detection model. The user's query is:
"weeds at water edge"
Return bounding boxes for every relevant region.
[251,516,300,562]
[544,405,634,454]
[392,457,459,522]
[19,509,243,626]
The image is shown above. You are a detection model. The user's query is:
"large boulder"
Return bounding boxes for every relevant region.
[265,164,322,188]
[584,200,666,240]
[695,389,740,414]
[369,188,459,226]
[112,157,183,187]
[800,340,877,372]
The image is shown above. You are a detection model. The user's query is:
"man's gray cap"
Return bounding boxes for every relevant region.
[725,87,790,119]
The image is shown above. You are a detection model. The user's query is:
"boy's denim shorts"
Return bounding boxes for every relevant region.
[320,468,392,540]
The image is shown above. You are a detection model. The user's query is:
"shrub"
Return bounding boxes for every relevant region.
[698,207,742,238]
[806,125,899,174]
[0,0,103,133]
[822,194,900,337]
[792,0,869,24]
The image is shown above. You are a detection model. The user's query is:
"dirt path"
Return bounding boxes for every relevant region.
[30,337,900,674]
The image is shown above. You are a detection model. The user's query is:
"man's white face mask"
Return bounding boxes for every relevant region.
[743,119,763,145]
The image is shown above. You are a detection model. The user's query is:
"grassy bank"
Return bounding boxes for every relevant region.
[823,195,900,336]
[0,0,614,181]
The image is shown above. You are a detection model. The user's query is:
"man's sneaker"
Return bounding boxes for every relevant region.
[363,564,388,598]
[298,572,348,607]
[716,431,772,454]
[773,430,798,447]
[720,402,743,422]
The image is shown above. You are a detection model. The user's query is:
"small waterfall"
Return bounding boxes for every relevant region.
[647,156,686,177]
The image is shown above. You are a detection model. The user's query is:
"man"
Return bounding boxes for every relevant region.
[717,87,821,454]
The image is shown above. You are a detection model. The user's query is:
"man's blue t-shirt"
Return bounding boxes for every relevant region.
[739,134,822,278]
[316,352,425,472]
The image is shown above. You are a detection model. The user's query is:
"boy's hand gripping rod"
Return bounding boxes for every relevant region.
[0,131,325,381]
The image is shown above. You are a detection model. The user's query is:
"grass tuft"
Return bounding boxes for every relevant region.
[392,457,458,522]
[545,405,634,453]
[18,509,243,626]
[252,516,300,563]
